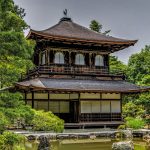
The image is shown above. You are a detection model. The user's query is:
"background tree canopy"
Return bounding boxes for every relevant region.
[0,0,64,134]
[127,45,150,85]
[0,0,35,88]
[89,19,111,35]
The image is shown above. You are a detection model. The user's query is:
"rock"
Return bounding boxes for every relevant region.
[89,134,96,140]
[123,130,133,139]
[27,135,36,141]
[77,134,89,139]
[143,134,150,144]
[37,135,50,150]
[112,141,134,150]
[56,134,69,140]
[69,134,78,140]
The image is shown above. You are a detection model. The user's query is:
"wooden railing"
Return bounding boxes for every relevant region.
[80,113,122,122]
[21,65,125,80]
[39,65,109,74]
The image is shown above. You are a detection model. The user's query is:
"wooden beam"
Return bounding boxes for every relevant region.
[78,93,81,123]
[24,91,27,105]
[31,91,34,108]
[48,92,50,111]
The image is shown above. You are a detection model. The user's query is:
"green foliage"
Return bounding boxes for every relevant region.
[117,124,126,130]
[32,110,64,132]
[0,0,64,134]
[0,32,35,58]
[0,56,34,88]
[0,92,64,132]
[123,102,145,118]
[0,91,23,108]
[2,131,24,147]
[90,20,102,32]
[0,0,35,58]
[17,105,35,125]
[134,144,146,150]
[140,75,150,86]
[109,56,127,74]
[0,0,27,32]
[145,114,150,128]
[0,131,25,150]
[0,134,6,150]
[127,45,150,84]
[135,93,150,114]
[0,0,35,89]
[89,19,111,35]
[123,45,150,128]
[0,92,34,125]
[0,112,9,133]
[125,117,145,129]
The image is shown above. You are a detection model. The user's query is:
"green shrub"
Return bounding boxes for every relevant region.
[0,112,9,133]
[123,102,145,118]
[0,131,25,150]
[117,124,126,130]
[32,110,64,132]
[125,117,145,129]
[17,105,35,125]
[2,131,24,147]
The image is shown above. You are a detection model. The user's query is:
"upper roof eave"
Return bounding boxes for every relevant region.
[27,29,137,46]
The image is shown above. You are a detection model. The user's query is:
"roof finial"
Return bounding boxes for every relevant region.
[63,9,68,17]
[60,9,72,22]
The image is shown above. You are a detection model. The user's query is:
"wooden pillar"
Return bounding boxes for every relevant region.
[39,52,41,66]
[100,93,102,114]
[53,50,55,64]
[45,50,48,65]
[48,92,50,111]
[108,54,110,72]
[78,93,81,123]
[89,53,92,68]
[110,101,112,121]
[31,91,34,108]
[24,91,27,105]
[120,93,123,114]
[69,51,71,66]
[47,49,50,65]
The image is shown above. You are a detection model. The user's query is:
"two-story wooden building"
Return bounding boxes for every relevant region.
[15,15,150,128]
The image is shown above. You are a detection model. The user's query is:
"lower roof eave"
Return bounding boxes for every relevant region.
[15,84,150,94]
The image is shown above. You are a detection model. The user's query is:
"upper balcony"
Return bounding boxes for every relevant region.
[22,64,125,80]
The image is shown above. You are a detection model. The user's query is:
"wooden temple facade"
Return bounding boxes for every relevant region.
[15,16,149,128]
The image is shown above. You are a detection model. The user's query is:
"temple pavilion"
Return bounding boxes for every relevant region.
[15,14,150,128]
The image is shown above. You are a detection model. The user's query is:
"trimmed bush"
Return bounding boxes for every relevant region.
[125,117,145,129]
[32,110,64,132]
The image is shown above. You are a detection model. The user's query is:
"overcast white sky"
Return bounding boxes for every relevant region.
[14,0,150,64]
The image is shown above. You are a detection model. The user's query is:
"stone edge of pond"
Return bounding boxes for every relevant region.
[10,129,150,140]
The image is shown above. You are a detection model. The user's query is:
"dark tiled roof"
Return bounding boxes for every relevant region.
[28,17,137,45]
[16,78,150,93]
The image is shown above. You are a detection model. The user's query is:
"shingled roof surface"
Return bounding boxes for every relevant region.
[16,78,150,93]
[29,17,137,45]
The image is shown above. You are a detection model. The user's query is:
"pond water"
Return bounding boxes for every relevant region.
[16,129,149,150]
[24,138,148,150]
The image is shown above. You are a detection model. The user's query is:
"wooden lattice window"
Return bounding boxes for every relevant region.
[54,52,64,64]
[41,52,46,65]
[75,53,85,65]
[95,55,104,66]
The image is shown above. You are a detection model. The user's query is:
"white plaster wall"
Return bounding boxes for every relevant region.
[101,101,111,113]
[111,101,121,113]
[102,93,120,99]
[80,93,100,99]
